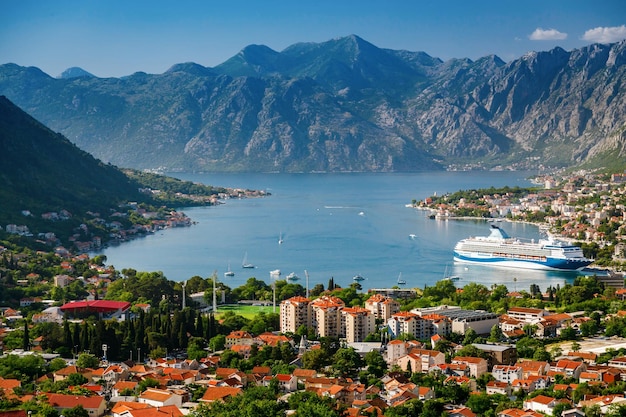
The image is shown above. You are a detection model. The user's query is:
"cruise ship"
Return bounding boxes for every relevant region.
[453,225,592,271]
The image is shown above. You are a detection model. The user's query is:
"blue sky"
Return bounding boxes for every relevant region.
[2,0,625,78]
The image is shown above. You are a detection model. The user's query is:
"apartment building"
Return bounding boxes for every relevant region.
[341,306,375,343]
[311,296,345,338]
[364,293,400,321]
[280,296,312,334]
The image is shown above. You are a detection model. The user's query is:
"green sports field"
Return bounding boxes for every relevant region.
[214,303,277,319]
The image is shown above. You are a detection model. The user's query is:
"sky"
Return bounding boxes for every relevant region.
[2,0,626,78]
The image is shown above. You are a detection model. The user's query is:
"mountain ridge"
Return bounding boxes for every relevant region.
[1,35,625,172]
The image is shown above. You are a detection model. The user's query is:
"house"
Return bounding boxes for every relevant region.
[225,330,257,348]
[492,365,523,383]
[396,349,445,373]
[430,363,469,377]
[451,357,488,378]
[385,339,408,364]
[47,393,107,417]
[560,409,586,417]
[102,364,130,383]
[199,387,243,403]
[113,403,152,417]
[550,359,586,379]
[522,395,560,415]
[119,405,183,417]
[578,394,626,414]
[472,343,518,366]
[447,406,476,417]
[53,366,93,383]
[292,369,316,382]
[517,360,550,378]
[498,409,544,417]
[0,378,21,395]
[486,381,511,396]
[112,381,138,397]
[506,307,548,322]
[608,356,626,369]
[138,388,182,407]
[261,374,298,392]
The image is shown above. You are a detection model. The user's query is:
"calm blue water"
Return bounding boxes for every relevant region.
[97,172,577,292]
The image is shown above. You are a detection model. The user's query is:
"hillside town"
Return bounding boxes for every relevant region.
[2,171,626,417]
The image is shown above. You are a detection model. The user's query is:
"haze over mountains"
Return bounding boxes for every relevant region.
[1,35,625,173]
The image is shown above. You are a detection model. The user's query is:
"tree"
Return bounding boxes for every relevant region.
[559,326,577,341]
[208,334,225,352]
[302,349,330,372]
[331,348,364,378]
[23,320,30,351]
[138,377,160,393]
[551,401,571,417]
[363,350,387,378]
[488,324,504,343]
[462,328,478,345]
[66,372,89,386]
[59,405,88,417]
[76,353,99,369]
[466,392,494,415]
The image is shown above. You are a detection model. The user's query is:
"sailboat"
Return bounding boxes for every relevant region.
[224,262,235,277]
[242,252,255,269]
[397,272,406,285]
[442,263,460,282]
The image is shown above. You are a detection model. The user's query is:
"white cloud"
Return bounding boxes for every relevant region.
[528,28,568,41]
[582,25,626,43]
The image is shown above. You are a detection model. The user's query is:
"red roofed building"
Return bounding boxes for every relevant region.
[523,395,560,415]
[364,294,400,321]
[47,393,106,417]
[311,296,345,338]
[342,306,375,343]
[123,405,183,417]
[225,330,257,348]
[199,386,242,403]
[498,409,544,417]
[280,296,312,334]
[138,388,182,407]
[256,332,290,346]
[60,300,131,319]
[451,356,488,378]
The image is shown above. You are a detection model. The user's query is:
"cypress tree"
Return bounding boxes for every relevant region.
[196,312,204,337]
[22,320,29,351]
[63,319,72,349]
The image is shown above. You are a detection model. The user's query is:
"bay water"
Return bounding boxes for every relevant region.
[97,171,577,293]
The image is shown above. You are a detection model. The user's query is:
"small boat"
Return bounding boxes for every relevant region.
[409,234,416,240]
[278,232,283,244]
[442,263,459,282]
[286,272,300,281]
[358,211,365,216]
[224,263,234,277]
[353,274,365,281]
[242,252,255,269]
[270,269,281,276]
[397,272,406,285]
[443,275,460,282]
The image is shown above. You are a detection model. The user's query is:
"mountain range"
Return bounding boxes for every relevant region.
[1,35,625,172]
